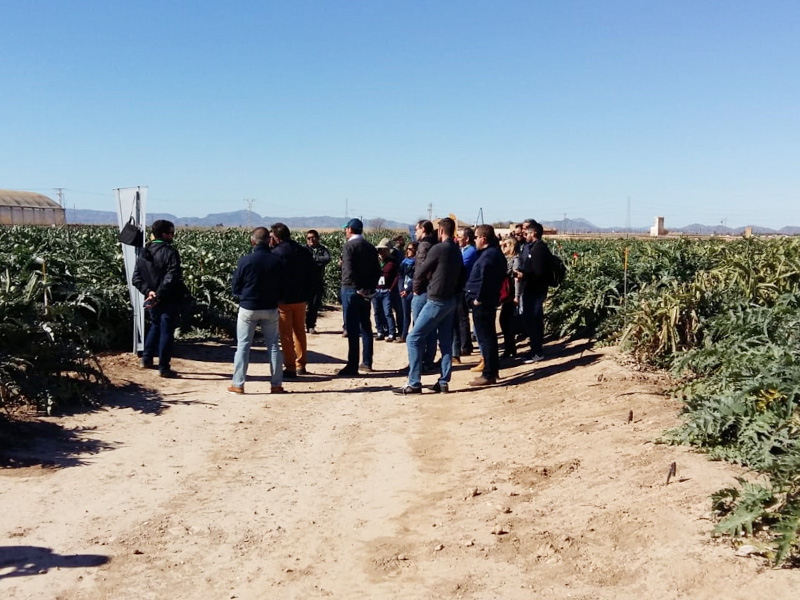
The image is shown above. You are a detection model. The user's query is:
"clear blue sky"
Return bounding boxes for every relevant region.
[2,1,798,229]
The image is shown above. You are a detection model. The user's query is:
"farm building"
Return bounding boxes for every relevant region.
[0,189,66,225]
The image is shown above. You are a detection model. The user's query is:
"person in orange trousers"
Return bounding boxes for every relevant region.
[269,222,316,378]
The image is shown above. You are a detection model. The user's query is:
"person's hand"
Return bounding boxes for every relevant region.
[400,290,407,297]
[513,297,519,306]
[473,300,481,306]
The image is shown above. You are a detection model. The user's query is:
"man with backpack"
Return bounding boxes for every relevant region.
[515,219,553,364]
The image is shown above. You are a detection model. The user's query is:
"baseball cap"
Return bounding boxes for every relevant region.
[343,218,363,233]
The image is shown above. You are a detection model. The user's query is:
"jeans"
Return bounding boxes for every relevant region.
[232,307,283,388]
[521,291,546,356]
[472,303,499,378]
[341,287,373,368]
[143,303,179,372]
[399,292,413,339]
[410,292,437,366]
[372,290,396,337]
[498,302,518,356]
[406,296,456,388]
[279,302,307,371]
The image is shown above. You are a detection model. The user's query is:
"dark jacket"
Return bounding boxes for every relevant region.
[341,235,381,292]
[308,243,331,281]
[465,244,506,308]
[231,245,285,310]
[132,240,187,305]
[271,239,316,304]
[377,255,399,291]
[415,238,464,302]
[518,239,552,296]
[412,233,438,295]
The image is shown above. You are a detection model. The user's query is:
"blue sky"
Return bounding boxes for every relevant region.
[2,1,798,229]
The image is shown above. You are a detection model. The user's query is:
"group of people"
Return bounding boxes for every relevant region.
[131,215,555,394]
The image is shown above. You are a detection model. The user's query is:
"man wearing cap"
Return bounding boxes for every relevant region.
[373,237,399,341]
[338,218,381,376]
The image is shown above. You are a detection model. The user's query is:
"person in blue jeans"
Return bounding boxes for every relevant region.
[228,227,286,394]
[372,238,398,341]
[397,241,417,341]
[395,217,465,395]
[338,218,381,376]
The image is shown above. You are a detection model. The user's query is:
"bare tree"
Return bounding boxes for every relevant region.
[368,217,386,230]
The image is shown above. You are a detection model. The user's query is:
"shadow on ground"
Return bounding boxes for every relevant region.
[0,546,109,580]
[0,417,116,469]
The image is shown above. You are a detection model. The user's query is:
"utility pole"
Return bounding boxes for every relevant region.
[625,196,631,238]
[563,212,567,234]
[245,198,255,229]
[427,203,433,221]
[345,198,349,219]
[55,187,64,207]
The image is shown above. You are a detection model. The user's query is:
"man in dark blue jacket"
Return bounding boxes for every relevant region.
[229,227,287,394]
[464,224,506,385]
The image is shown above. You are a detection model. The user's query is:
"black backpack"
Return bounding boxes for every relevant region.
[550,253,567,287]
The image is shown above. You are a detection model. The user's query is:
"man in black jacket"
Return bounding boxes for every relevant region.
[305,229,331,335]
[410,219,439,371]
[270,223,316,377]
[465,224,506,385]
[395,217,464,395]
[229,227,287,394]
[338,218,381,376]
[132,219,187,378]
[515,219,552,363]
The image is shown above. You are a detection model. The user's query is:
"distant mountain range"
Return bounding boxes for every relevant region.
[66,209,410,230]
[65,209,800,236]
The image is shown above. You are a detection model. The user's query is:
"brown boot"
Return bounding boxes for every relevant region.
[469,375,497,386]
[470,359,485,372]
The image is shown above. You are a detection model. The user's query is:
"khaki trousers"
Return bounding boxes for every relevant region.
[278,301,307,371]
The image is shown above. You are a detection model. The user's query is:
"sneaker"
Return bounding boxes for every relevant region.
[337,366,359,377]
[309,327,317,335]
[397,337,406,343]
[140,359,155,369]
[524,354,544,364]
[159,369,179,379]
[376,334,385,341]
[283,369,298,379]
[431,382,449,393]
[358,364,373,373]
[386,336,395,342]
[469,375,497,386]
[271,386,287,394]
[393,385,422,395]
[227,385,244,395]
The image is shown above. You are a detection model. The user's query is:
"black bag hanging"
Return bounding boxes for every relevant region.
[118,192,144,247]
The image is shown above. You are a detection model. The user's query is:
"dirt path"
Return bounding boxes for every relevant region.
[2,309,798,599]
